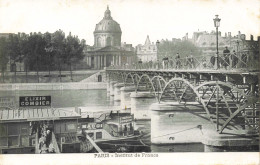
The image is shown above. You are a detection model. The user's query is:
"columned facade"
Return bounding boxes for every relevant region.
[84,6,135,70]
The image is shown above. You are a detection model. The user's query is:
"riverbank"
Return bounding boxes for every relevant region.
[0,70,101,83]
[0,82,107,91]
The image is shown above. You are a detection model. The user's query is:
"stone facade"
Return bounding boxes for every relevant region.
[136,35,158,62]
[191,30,259,56]
[85,6,135,70]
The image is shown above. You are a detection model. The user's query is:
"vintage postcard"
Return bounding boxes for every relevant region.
[0,0,259,164]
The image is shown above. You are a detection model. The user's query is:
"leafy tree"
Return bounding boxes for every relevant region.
[43,32,53,78]
[157,40,202,60]
[64,32,85,81]
[6,34,21,83]
[0,37,8,83]
[51,30,66,82]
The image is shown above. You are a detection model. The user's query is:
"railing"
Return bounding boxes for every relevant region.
[108,52,259,72]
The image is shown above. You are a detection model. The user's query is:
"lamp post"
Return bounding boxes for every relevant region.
[213,15,221,69]
[156,40,160,69]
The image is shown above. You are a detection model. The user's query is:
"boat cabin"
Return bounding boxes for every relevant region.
[0,108,82,154]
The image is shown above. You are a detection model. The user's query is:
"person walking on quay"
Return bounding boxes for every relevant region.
[223,46,230,69]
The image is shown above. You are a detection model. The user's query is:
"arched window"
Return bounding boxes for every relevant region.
[97,37,102,47]
[106,37,112,46]
[202,42,207,46]
[210,43,215,46]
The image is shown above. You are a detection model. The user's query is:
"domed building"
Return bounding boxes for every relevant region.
[94,6,121,48]
[85,6,135,69]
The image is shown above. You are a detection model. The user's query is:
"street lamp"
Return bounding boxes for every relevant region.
[156,40,160,69]
[213,15,221,69]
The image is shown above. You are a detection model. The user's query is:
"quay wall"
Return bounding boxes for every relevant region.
[0,82,107,91]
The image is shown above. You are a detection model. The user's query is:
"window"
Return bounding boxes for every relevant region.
[8,124,20,135]
[106,37,112,46]
[96,132,102,139]
[31,139,36,146]
[61,137,65,143]
[8,136,19,146]
[21,136,29,146]
[0,137,8,147]
[97,37,102,47]
[67,123,76,132]
[0,124,7,137]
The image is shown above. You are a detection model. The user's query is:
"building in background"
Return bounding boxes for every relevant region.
[136,35,157,62]
[190,30,259,57]
[84,6,135,69]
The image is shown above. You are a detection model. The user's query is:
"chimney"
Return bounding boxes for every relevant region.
[228,32,231,37]
[258,36,260,42]
[241,34,246,40]
[225,32,227,37]
[250,35,254,41]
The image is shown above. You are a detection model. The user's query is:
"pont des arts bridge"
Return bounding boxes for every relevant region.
[105,56,259,152]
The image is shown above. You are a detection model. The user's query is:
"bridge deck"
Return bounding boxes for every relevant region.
[106,68,259,75]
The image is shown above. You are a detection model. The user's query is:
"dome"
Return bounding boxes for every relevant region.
[94,6,122,33]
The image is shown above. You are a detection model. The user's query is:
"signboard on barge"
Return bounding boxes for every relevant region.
[19,96,51,107]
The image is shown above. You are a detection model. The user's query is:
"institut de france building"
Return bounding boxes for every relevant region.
[84,6,135,69]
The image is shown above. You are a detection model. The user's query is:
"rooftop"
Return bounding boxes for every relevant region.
[0,108,81,122]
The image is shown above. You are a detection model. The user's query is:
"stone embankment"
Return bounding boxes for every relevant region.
[0,82,107,91]
[0,70,108,91]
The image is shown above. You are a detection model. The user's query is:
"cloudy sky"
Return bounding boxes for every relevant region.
[0,0,259,46]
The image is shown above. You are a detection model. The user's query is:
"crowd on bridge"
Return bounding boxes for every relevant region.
[111,47,258,71]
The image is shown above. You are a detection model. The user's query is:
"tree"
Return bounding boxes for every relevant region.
[51,30,66,82]
[157,40,202,61]
[43,32,53,79]
[6,34,21,83]
[0,37,8,83]
[64,32,85,81]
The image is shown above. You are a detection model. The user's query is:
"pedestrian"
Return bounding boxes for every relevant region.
[175,53,181,69]
[231,50,238,69]
[189,53,194,68]
[223,46,230,69]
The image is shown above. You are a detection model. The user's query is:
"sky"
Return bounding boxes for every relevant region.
[0,0,259,46]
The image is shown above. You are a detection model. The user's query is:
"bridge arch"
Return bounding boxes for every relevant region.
[136,74,167,101]
[160,78,259,133]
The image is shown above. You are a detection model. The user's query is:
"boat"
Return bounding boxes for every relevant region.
[77,107,150,152]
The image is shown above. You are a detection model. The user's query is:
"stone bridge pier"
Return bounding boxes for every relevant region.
[130,92,157,120]
[120,85,135,110]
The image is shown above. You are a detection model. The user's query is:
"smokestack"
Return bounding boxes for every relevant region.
[250,35,254,41]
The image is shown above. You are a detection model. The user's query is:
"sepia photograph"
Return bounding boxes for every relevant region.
[0,0,259,164]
